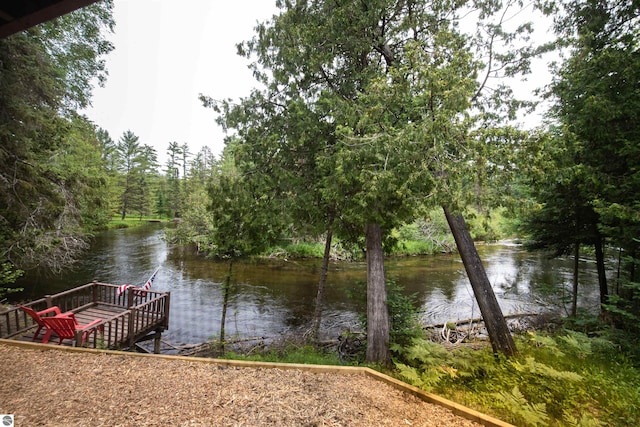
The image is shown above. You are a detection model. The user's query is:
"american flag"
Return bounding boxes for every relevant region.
[141,268,159,291]
[117,267,160,296]
[116,283,131,296]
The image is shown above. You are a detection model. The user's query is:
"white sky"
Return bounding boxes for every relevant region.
[83,1,554,167]
[83,0,279,165]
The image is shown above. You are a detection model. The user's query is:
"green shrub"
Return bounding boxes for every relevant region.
[282,242,324,258]
[395,240,438,255]
[346,278,424,350]
[464,207,516,241]
[386,279,425,348]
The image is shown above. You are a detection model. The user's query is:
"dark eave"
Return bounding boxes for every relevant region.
[0,0,100,39]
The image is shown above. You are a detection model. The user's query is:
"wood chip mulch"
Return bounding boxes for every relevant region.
[0,343,481,426]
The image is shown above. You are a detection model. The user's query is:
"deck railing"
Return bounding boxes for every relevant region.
[0,296,53,339]
[0,281,170,349]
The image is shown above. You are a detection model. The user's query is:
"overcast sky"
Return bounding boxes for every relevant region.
[83,0,279,165]
[83,0,553,167]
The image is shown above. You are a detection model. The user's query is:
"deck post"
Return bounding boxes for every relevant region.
[127,289,134,308]
[153,330,161,354]
[44,295,53,309]
[127,309,136,348]
[162,292,171,329]
[91,281,98,304]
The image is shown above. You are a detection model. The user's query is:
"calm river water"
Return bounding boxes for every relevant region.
[14,223,601,345]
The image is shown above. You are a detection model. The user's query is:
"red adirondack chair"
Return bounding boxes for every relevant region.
[18,305,75,341]
[41,315,103,346]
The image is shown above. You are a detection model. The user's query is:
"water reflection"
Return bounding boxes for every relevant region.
[14,223,602,345]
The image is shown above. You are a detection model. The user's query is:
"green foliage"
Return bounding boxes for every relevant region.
[562,411,602,427]
[115,131,159,220]
[268,242,325,259]
[37,0,115,110]
[213,0,543,363]
[207,174,286,259]
[165,187,213,252]
[604,276,640,334]
[349,278,424,349]
[530,0,640,326]
[396,223,423,242]
[394,240,440,256]
[0,263,23,286]
[392,212,456,254]
[394,339,471,391]
[164,141,186,219]
[55,116,112,231]
[390,207,515,255]
[386,280,424,348]
[493,386,549,427]
[464,207,515,242]
[262,238,363,261]
[392,329,640,426]
[0,5,114,274]
[0,263,24,299]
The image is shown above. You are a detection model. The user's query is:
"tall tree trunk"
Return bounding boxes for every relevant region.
[219,259,233,353]
[594,235,608,313]
[121,194,127,220]
[365,223,391,365]
[572,243,579,317]
[630,248,636,284]
[312,227,333,341]
[443,207,517,357]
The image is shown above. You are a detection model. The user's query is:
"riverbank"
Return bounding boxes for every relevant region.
[0,341,491,426]
[106,216,170,230]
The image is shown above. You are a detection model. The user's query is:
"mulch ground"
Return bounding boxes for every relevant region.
[0,343,483,426]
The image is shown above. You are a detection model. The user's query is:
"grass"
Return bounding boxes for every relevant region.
[266,237,448,260]
[267,242,325,258]
[107,215,168,229]
[391,240,441,256]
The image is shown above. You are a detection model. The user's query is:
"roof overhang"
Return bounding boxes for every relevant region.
[0,0,101,39]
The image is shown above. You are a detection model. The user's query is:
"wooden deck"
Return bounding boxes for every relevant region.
[0,282,170,353]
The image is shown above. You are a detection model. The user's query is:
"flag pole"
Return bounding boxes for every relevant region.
[144,266,161,286]
[142,266,161,290]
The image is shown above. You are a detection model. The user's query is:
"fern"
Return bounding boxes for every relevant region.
[396,363,426,388]
[390,330,638,426]
[395,362,445,391]
[562,409,603,427]
[404,338,450,365]
[558,331,593,359]
[527,331,565,357]
[511,357,583,383]
[494,386,549,427]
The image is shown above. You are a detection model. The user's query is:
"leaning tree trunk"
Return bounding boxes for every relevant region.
[571,243,579,317]
[443,207,517,357]
[312,227,333,341]
[594,234,608,313]
[365,223,391,366]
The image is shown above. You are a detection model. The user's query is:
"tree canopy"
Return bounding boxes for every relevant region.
[0,1,114,281]
[209,0,545,361]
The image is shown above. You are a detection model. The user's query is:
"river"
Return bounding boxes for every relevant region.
[14,223,602,345]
